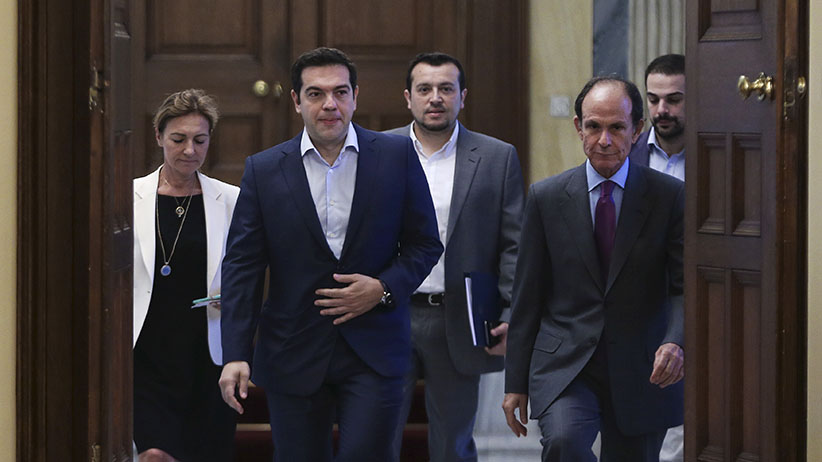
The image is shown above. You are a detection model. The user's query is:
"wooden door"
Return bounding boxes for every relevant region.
[132,0,528,186]
[131,0,291,186]
[685,0,807,460]
[18,0,134,460]
[89,0,134,459]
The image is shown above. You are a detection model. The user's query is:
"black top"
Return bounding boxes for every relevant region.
[133,194,236,460]
[134,194,208,400]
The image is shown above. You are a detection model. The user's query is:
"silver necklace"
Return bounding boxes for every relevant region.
[156,193,191,277]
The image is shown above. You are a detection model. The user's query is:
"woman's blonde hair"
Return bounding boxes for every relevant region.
[152,89,220,134]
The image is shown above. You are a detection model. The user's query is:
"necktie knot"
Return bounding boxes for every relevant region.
[600,180,615,198]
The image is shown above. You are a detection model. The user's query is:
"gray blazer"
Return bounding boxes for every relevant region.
[504,161,685,435]
[386,123,524,375]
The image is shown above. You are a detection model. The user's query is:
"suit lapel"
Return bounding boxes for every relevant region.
[559,165,604,291]
[279,136,336,259]
[340,125,378,261]
[446,126,479,247]
[198,171,225,294]
[607,162,650,291]
[134,167,160,285]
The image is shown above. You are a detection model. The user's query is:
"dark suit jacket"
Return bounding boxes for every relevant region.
[385,123,524,375]
[220,124,443,396]
[504,160,684,435]
[629,129,652,166]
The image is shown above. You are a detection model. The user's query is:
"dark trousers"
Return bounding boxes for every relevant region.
[392,302,480,462]
[536,373,666,462]
[265,336,405,462]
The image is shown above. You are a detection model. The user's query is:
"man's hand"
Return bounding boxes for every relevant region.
[649,342,684,388]
[484,322,509,356]
[219,361,250,414]
[315,273,384,325]
[502,392,529,437]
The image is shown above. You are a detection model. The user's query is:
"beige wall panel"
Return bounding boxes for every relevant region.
[0,0,16,459]
[808,0,821,457]
[528,0,593,183]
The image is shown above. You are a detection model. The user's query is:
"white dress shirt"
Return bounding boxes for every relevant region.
[410,122,459,294]
[647,127,685,181]
[300,123,359,259]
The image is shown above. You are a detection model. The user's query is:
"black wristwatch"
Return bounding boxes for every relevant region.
[379,280,394,306]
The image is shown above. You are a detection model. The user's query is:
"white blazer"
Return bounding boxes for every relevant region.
[133,166,240,365]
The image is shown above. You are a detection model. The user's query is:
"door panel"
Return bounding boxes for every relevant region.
[90,0,134,459]
[133,0,528,186]
[133,0,291,186]
[686,0,806,460]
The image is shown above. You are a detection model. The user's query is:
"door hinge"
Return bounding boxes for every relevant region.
[90,443,101,462]
[89,64,104,112]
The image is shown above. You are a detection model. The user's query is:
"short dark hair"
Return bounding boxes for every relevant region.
[405,52,466,91]
[644,54,685,84]
[152,89,220,134]
[574,76,644,127]
[291,47,358,101]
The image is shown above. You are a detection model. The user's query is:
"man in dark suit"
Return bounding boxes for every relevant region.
[385,52,524,461]
[503,76,685,461]
[218,47,442,462]
[631,53,686,462]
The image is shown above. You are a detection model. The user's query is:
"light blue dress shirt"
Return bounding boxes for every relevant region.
[647,127,685,181]
[586,156,630,228]
[300,123,359,259]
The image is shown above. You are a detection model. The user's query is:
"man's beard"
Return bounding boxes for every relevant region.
[652,116,685,140]
[414,106,453,132]
[416,118,451,132]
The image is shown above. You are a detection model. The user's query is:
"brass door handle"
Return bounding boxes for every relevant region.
[738,73,774,101]
[252,80,283,99]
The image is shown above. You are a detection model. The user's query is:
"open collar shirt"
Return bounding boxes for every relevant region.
[300,123,359,260]
[410,121,459,294]
[647,127,686,181]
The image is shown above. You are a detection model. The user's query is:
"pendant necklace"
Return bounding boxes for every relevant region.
[173,194,192,218]
[163,175,193,218]
[156,193,191,277]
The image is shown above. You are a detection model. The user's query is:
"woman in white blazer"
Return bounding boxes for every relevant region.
[133,90,240,462]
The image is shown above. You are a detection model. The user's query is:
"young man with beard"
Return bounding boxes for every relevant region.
[385,52,524,461]
[630,54,685,183]
[630,53,686,462]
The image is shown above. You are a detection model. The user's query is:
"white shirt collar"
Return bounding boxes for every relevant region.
[299,123,359,158]
[409,121,459,158]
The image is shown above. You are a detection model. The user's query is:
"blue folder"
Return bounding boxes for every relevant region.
[464,271,501,347]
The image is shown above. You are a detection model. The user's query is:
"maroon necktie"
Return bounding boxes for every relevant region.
[594,180,616,283]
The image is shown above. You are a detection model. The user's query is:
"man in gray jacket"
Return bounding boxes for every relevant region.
[386,52,524,462]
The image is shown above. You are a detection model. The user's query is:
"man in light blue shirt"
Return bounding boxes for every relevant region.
[504,76,684,462]
[631,54,685,183]
[219,47,442,462]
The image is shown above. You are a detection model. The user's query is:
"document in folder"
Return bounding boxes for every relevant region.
[464,271,502,347]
